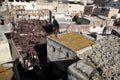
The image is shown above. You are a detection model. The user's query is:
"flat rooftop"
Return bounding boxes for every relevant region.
[84,15,111,21]
[50,32,94,51]
[55,15,70,24]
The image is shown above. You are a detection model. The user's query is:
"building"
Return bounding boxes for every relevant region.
[0,32,12,64]
[37,0,67,15]
[94,0,109,6]
[9,1,52,20]
[0,0,13,33]
[68,35,120,80]
[111,28,120,37]
[107,8,119,18]
[54,14,70,33]
[68,15,114,34]
[47,32,94,61]
[0,0,13,65]
[68,60,100,80]
[67,0,85,15]
[104,0,120,9]
[84,2,119,18]
[84,6,119,18]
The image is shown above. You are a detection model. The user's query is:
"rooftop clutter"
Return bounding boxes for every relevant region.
[51,32,94,51]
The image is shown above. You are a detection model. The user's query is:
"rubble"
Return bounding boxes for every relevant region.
[81,35,120,80]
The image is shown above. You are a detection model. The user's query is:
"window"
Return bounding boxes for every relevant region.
[118,4,120,7]
[93,26,96,28]
[113,4,116,7]
[100,24,103,28]
[22,6,25,9]
[0,19,4,25]
[9,0,14,2]
[16,15,19,18]
[53,46,55,52]
[59,48,62,53]
[66,52,69,58]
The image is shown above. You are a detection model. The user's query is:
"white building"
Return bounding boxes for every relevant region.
[0,0,13,33]
[54,14,70,33]
[9,1,52,20]
[67,0,94,16]
[47,32,94,61]
[0,32,12,64]
[68,15,114,34]
[67,0,85,16]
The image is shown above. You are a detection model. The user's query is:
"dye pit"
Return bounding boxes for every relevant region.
[16,44,77,80]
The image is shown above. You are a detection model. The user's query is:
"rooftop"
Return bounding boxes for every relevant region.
[50,32,94,51]
[0,65,13,80]
[113,28,120,34]
[84,15,111,21]
[55,15,70,24]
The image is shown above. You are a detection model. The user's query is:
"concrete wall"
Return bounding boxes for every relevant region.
[47,37,76,61]
[68,20,113,33]
[67,4,85,15]
[76,46,92,59]
[68,63,88,80]
[90,25,105,34]
[0,32,12,64]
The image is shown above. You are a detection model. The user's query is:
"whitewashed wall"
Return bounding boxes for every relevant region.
[0,32,12,64]
[47,37,76,61]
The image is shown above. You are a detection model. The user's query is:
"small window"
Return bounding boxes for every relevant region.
[53,47,55,52]
[100,24,103,28]
[0,19,4,25]
[66,52,69,58]
[23,6,24,9]
[9,0,14,2]
[113,4,116,7]
[93,26,96,28]
[59,48,62,53]
[28,15,30,17]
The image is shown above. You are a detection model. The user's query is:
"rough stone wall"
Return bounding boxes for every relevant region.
[82,35,120,80]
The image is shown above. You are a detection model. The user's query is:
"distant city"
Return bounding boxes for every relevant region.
[0,0,120,80]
